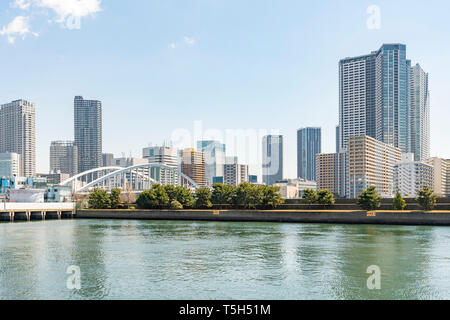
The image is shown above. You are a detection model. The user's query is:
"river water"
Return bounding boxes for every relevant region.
[0,219,449,300]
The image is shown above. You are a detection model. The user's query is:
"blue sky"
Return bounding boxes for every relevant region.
[1,0,450,178]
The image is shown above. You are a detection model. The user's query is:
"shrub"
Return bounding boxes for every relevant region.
[88,189,111,209]
[211,183,236,206]
[194,187,213,209]
[303,189,318,204]
[169,200,183,210]
[317,189,335,206]
[417,186,437,211]
[357,186,381,211]
[260,185,284,209]
[393,190,406,210]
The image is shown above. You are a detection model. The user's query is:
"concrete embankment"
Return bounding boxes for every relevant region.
[75,209,450,227]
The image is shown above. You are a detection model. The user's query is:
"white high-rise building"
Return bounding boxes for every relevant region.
[410,64,431,161]
[0,152,21,178]
[394,153,434,197]
[0,100,36,177]
[143,146,179,185]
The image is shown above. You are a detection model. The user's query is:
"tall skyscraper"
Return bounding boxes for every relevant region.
[74,96,102,174]
[335,125,340,153]
[410,63,430,161]
[50,141,78,176]
[262,135,283,186]
[102,153,114,167]
[339,44,427,155]
[180,148,206,187]
[0,100,36,177]
[143,146,179,185]
[197,140,226,186]
[297,127,321,181]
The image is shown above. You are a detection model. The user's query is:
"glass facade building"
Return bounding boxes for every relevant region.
[262,135,283,186]
[297,127,321,181]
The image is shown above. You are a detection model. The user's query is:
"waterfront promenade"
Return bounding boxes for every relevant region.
[0,203,76,222]
[76,209,450,227]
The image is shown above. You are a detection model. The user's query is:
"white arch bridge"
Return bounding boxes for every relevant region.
[59,164,199,193]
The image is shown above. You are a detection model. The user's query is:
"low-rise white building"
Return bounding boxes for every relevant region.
[394,154,434,197]
[426,157,450,197]
[0,152,20,178]
[274,178,317,199]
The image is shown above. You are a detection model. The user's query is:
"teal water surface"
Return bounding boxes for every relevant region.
[1,219,449,299]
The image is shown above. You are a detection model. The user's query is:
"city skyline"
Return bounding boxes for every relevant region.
[1,1,450,178]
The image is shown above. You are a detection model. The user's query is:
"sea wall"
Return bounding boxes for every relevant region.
[76,209,450,227]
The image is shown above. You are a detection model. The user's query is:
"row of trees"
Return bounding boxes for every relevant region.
[88,183,285,210]
[302,189,335,206]
[358,186,437,211]
[136,182,284,210]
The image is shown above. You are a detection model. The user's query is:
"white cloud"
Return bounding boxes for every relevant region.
[169,36,196,49]
[12,0,31,10]
[0,16,38,43]
[184,36,195,46]
[37,0,102,23]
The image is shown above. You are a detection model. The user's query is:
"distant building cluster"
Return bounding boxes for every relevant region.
[0,43,449,201]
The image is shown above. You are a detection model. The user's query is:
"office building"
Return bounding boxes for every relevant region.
[180,148,206,187]
[410,63,431,161]
[249,175,258,184]
[262,135,283,186]
[224,162,249,186]
[426,157,450,197]
[50,141,78,176]
[143,146,179,185]
[297,127,321,181]
[74,96,102,174]
[0,152,20,178]
[394,153,433,197]
[348,135,401,198]
[102,153,114,167]
[0,100,36,177]
[197,140,226,186]
[316,152,348,198]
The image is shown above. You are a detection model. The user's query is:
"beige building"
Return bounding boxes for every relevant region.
[50,141,78,177]
[316,152,347,198]
[426,157,450,197]
[181,148,206,187]
[273,178,317,199]
[348,135,402,198]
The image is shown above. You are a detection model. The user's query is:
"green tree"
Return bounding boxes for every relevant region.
[417,186,437,211]
[211,183,236,207]
[234,182,261,209]
[88,189,111,209]
[136,184,169,209]
[260,185,284,209]
[303,189,318,204]
[357,186,381,211]
[194,187,213,209]
[109,188,123,209]
[175,186,194,208]
[393,190,406,210]
[317,189,335,206]
[164,185,178,202]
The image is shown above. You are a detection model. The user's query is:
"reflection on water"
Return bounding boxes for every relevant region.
[0,219,449,300]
